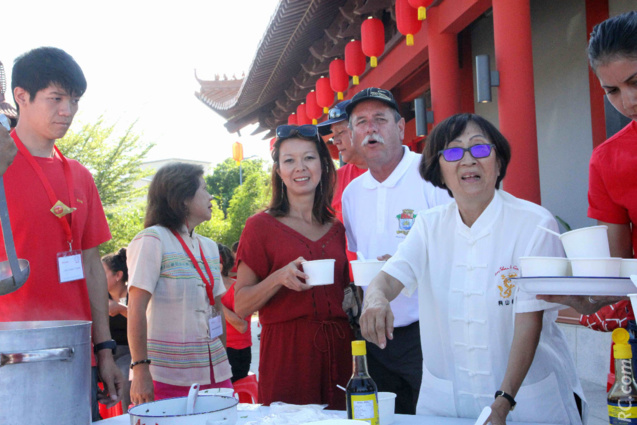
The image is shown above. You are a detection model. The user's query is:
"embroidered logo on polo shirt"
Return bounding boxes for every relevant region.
[396,209,416,235]
[494,265,518,306]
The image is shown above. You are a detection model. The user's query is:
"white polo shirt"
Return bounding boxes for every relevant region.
[342,146,451,327]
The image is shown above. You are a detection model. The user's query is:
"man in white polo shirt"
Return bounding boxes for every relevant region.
[342,88,450,414]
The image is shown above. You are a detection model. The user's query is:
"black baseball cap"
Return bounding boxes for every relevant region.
[317,100,351,136]
[345,87,400,116]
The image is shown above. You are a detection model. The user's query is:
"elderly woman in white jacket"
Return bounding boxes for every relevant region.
[360,113,586,425]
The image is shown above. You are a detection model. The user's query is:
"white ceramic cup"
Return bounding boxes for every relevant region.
[351,260,385,286]
[621,259,637,278]
[301,259,335,285]
[570,257,621,277]
[559,225,610,259]
[519,257,569,277]
[378,392,396,425]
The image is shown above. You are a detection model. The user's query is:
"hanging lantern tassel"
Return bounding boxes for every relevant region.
[408,0,434,20]
[361,17,384,68]
[345,40,366,86]
[396,0,422,47]
[329,59,349,100]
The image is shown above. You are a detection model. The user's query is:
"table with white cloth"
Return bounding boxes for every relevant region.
[97,405,561,425]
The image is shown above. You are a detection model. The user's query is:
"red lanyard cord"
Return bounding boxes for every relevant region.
[171,229,216,306]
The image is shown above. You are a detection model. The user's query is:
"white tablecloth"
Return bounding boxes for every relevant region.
[97,404,560,425]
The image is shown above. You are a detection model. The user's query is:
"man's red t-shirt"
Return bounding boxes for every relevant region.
[0,131,111,325]
[332,164,366,223]
[588,120,637,254]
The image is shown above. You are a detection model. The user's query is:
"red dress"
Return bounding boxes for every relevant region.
[236,212,353,409]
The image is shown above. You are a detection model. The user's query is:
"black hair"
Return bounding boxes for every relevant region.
[421,113,511,197]
[269,132,336,224]
[12,47,87,112]
[588,11,637,72]
[101,248,128,283]
[217,243,234,277]
[144,162,204,231]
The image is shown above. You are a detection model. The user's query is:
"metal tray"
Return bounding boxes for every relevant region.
[515,276,636,296]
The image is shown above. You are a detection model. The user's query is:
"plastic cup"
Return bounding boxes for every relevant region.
[621,259,637,278]
[378,392,396,425]
[570,257,621,277]
[351,260,385,286]
[301,259,335,285]
[519,257,569,277]
[629,294,637,317]
[559,225,610,259]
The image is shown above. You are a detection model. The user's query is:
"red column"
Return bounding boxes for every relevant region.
[427,13,461,124]
[585,0,609,148]
[492,0,541,204]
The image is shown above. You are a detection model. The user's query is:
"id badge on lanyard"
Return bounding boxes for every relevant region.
[208,307,223,340]
[57,249,84,283]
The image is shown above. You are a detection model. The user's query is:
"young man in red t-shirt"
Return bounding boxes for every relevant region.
[0,47,123,420]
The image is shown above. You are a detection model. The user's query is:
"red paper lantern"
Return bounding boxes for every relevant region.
[296,103,310,125]
[361,17,384,68]
[288,113,298,125]
[408,0,434,20]
[396,0,422,46]
[316,77,334,114]
[345,40,366,85]
[305,91,322,125]
[329,59,349,100]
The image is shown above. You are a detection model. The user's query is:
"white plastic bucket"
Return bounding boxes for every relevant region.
[378,392,396,425]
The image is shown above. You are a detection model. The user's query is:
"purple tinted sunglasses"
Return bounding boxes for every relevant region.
[438,144,496,162]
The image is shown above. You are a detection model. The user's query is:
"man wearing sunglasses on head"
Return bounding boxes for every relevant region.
[317,100,367,223]
[341,88,451,414]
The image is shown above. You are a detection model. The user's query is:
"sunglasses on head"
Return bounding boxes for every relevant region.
[276,124,318,140]
[438,143,496,162]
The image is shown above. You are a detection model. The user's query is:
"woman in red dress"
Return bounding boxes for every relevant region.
[235,124,353,409]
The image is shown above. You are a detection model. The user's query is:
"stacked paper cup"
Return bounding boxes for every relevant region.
[559,225,620,277]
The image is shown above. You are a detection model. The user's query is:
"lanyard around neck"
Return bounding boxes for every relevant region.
[171,229,216,306]
[12,131,76,249]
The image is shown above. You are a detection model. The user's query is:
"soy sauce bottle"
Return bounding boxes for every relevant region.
[346,340,379,425]
[608,328,637,424]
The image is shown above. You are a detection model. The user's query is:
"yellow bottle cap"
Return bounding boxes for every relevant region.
[352,340,367,356]
[612,328,633,359]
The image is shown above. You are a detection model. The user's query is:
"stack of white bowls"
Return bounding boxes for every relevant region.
[559,225,621,277]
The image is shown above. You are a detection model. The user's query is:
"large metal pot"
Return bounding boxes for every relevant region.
[0,320,91,425]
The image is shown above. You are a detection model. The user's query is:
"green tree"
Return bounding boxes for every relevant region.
[224,173,270,244]
[206,157,269,216]
[101,202,146,255]
[57,118,154,207]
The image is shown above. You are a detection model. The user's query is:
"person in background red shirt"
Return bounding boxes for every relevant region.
[317,100,367,223]
[218,243,252,382]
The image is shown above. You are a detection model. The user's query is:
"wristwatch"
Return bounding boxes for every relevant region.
[94,339,117,355]
[494,390,516,410]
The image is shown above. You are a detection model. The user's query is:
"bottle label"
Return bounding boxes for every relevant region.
[609,401,637,424]
[350,392,379,425]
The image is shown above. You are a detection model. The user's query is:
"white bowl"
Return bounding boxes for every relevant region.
[378,392,396,425]
[570,257,621,277]
[351,260,385,286]
[559,225,610,259]
[621,259,637,278]
[301,259,335,286]
[519,257,569,277]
